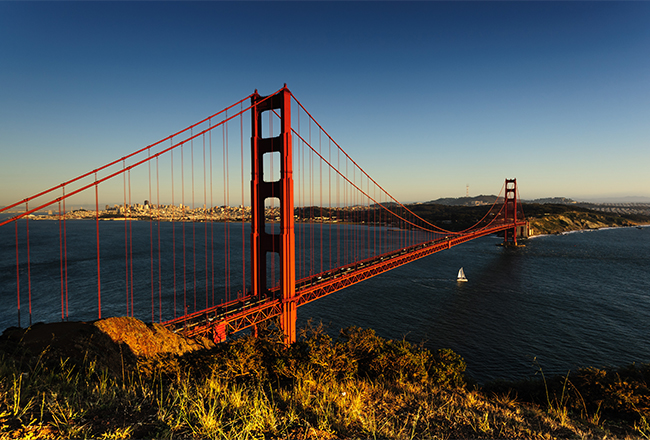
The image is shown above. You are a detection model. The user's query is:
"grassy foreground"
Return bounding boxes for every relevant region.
[1,319,649,439]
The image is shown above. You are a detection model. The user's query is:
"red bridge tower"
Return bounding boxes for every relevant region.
[503,178,518,246]
[251,87,297,344]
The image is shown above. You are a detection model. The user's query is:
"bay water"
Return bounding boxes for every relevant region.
[299,226,650,382]
[1,213,648,383]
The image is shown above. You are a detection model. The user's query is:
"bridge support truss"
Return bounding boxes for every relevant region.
[251,87,297,344]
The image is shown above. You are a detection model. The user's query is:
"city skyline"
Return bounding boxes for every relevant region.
[1,2,649,207]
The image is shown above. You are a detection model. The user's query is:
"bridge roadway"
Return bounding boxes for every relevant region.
[162,220,527,341]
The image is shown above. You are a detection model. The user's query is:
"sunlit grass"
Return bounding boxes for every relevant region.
[1,321,648,439]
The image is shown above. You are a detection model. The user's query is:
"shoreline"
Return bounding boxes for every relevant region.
[527,223,650,238]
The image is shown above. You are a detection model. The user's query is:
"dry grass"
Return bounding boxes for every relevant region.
[94,317,214,357]
[1,318,648,439]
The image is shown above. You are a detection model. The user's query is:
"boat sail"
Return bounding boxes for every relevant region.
[457,267,468,282]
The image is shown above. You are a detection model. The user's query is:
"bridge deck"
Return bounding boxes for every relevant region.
[162,220,527,340]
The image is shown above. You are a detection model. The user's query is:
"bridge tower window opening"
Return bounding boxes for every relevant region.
[260,108,281,140]
[266,252,281,290]
[263,151,281,184]
[264,198,281,231]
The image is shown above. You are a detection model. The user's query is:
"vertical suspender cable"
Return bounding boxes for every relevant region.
[95,174,101,319]
[227,114,232,298]
[343,152,346,264]
[64,189,68,320]
[353,168,356,263]
[319,130,323,274]
[240,106,246,296]
[308,120,313,277]
[59,201,63,321]
[223,113,229,302]
[226,115,232,297]
[128,170,134,316]
[191,129,196,312]
[294,110,299,279]
[149,150,154,323]
[270,109,276,288]
[355,169,359,262]
[222,117,226,302]
[209,120,214,305]
[328,138,332,271]
[295,107,300,279]
[15,219,20,328]
[373,185,376,257]
[181,143,186,316]
[26,202,31,326]
[299,109,304,279]
[123,161,129,316]
[203,132,208,310]
[336,147,340,268]
[156,156,161,322]
[367,177,370,260]
[171,145,177,318]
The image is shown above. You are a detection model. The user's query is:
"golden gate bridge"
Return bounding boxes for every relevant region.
[0,85,528,344]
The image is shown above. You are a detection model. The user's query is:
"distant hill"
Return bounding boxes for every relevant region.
[420,195,650,206]
[579,196,650,204]
[426,195,498,206]
[528,197,577,204]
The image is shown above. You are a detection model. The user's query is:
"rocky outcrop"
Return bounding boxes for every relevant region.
[0,317,214,378]
[94,316,214,357]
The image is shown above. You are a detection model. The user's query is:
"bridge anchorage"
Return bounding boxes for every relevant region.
[1,85,528,345]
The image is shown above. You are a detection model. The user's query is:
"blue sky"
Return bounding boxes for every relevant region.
[1,1,649,206]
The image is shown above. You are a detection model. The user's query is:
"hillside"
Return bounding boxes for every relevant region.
[406,202,650,235]
[522,203,650,235]
[1,318,649,439]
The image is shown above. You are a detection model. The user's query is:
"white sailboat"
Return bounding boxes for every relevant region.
[457,267,468,282]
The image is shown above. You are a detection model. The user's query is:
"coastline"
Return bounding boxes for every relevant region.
[527,223,650,239]
[526,210,649,237]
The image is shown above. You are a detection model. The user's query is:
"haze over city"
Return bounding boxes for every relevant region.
[1,1,649,207]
